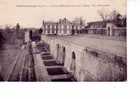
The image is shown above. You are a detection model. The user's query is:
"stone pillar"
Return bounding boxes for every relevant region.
[106,23,116,36]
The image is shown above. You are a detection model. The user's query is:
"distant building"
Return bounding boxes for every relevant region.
[72,18,85,35]
[42,18,84,36]
[57,18,72,35]
[42,18,126,37]
[87,21,106,28]
[85,21,126,36]
[42,21,57,35]
[85,21,107,35]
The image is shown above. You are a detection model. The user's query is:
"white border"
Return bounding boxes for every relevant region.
[1,0,140,99]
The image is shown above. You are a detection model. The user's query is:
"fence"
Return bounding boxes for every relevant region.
[87,28,107,35]
[113,27,126,36]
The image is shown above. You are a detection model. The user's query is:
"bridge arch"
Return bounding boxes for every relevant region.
[56,44,60,63]
[62,46,66,65]
[70,51,76,77]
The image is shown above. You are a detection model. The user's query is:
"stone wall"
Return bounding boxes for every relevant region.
[42,35,127,81]
[80,50,126,81]
[113,27,126,36]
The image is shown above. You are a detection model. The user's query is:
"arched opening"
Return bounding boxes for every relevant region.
[56,44,60,63]
[62,47,66,65]
[108,27,110,36]
[29,30,33,41]
[70,51,76,77]
[72,52,76,60]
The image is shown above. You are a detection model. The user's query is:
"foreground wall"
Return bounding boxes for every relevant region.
[81,50,126,81]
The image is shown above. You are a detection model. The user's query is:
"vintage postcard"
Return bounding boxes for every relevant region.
[0,0,126,81]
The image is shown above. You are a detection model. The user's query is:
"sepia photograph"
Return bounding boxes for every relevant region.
[0,0,127,82]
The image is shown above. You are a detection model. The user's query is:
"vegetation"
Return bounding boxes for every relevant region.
[98,10,127,27]
[0,29,5,49]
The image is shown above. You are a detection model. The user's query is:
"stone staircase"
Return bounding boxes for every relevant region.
[36,43,76,82]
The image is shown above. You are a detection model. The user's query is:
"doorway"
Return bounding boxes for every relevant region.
[62,47,66,65]
[70,52,76,76]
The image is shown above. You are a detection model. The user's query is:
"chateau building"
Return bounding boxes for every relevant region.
[42,18,84,36]
[57,18,72,35]
[42,21,57,35]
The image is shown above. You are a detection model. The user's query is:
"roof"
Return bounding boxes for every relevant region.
[58,18,72,24]
[44,21,57,24]
[87,21,107,28]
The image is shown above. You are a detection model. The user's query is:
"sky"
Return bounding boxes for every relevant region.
[0,0,126,28]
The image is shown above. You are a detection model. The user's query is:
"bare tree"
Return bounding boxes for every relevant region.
[109,10,121,21]
[98,9,126,27]
[73,17,85,25]
[122,15,127,27]
[0,29,5,49]
[98,10,108,21]
[109,10,126,27]
[16,23,20,34]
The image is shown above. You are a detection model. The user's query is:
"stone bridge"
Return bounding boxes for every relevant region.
[41,34,127,81]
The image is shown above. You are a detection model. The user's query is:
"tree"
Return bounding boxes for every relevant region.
[98,9,127,27]
[113,12,122,27]
[16,23,20,33]
[16,23,20,37]
[16,23,23,39]
[0,30,5,48]
[39,28,43,34]
[122,15,127,27]
[109,10,126,27]
[98,10,108,21]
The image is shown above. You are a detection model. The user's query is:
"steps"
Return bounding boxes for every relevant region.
[37,43,76,82]
[41,55,53,60]
[43,59,58,66]
[46,67,69,75]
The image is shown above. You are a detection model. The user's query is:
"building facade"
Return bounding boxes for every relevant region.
[85,21,106,35]
[57,18,72,35]
[42,18,84,36]
[42,21,57,35]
